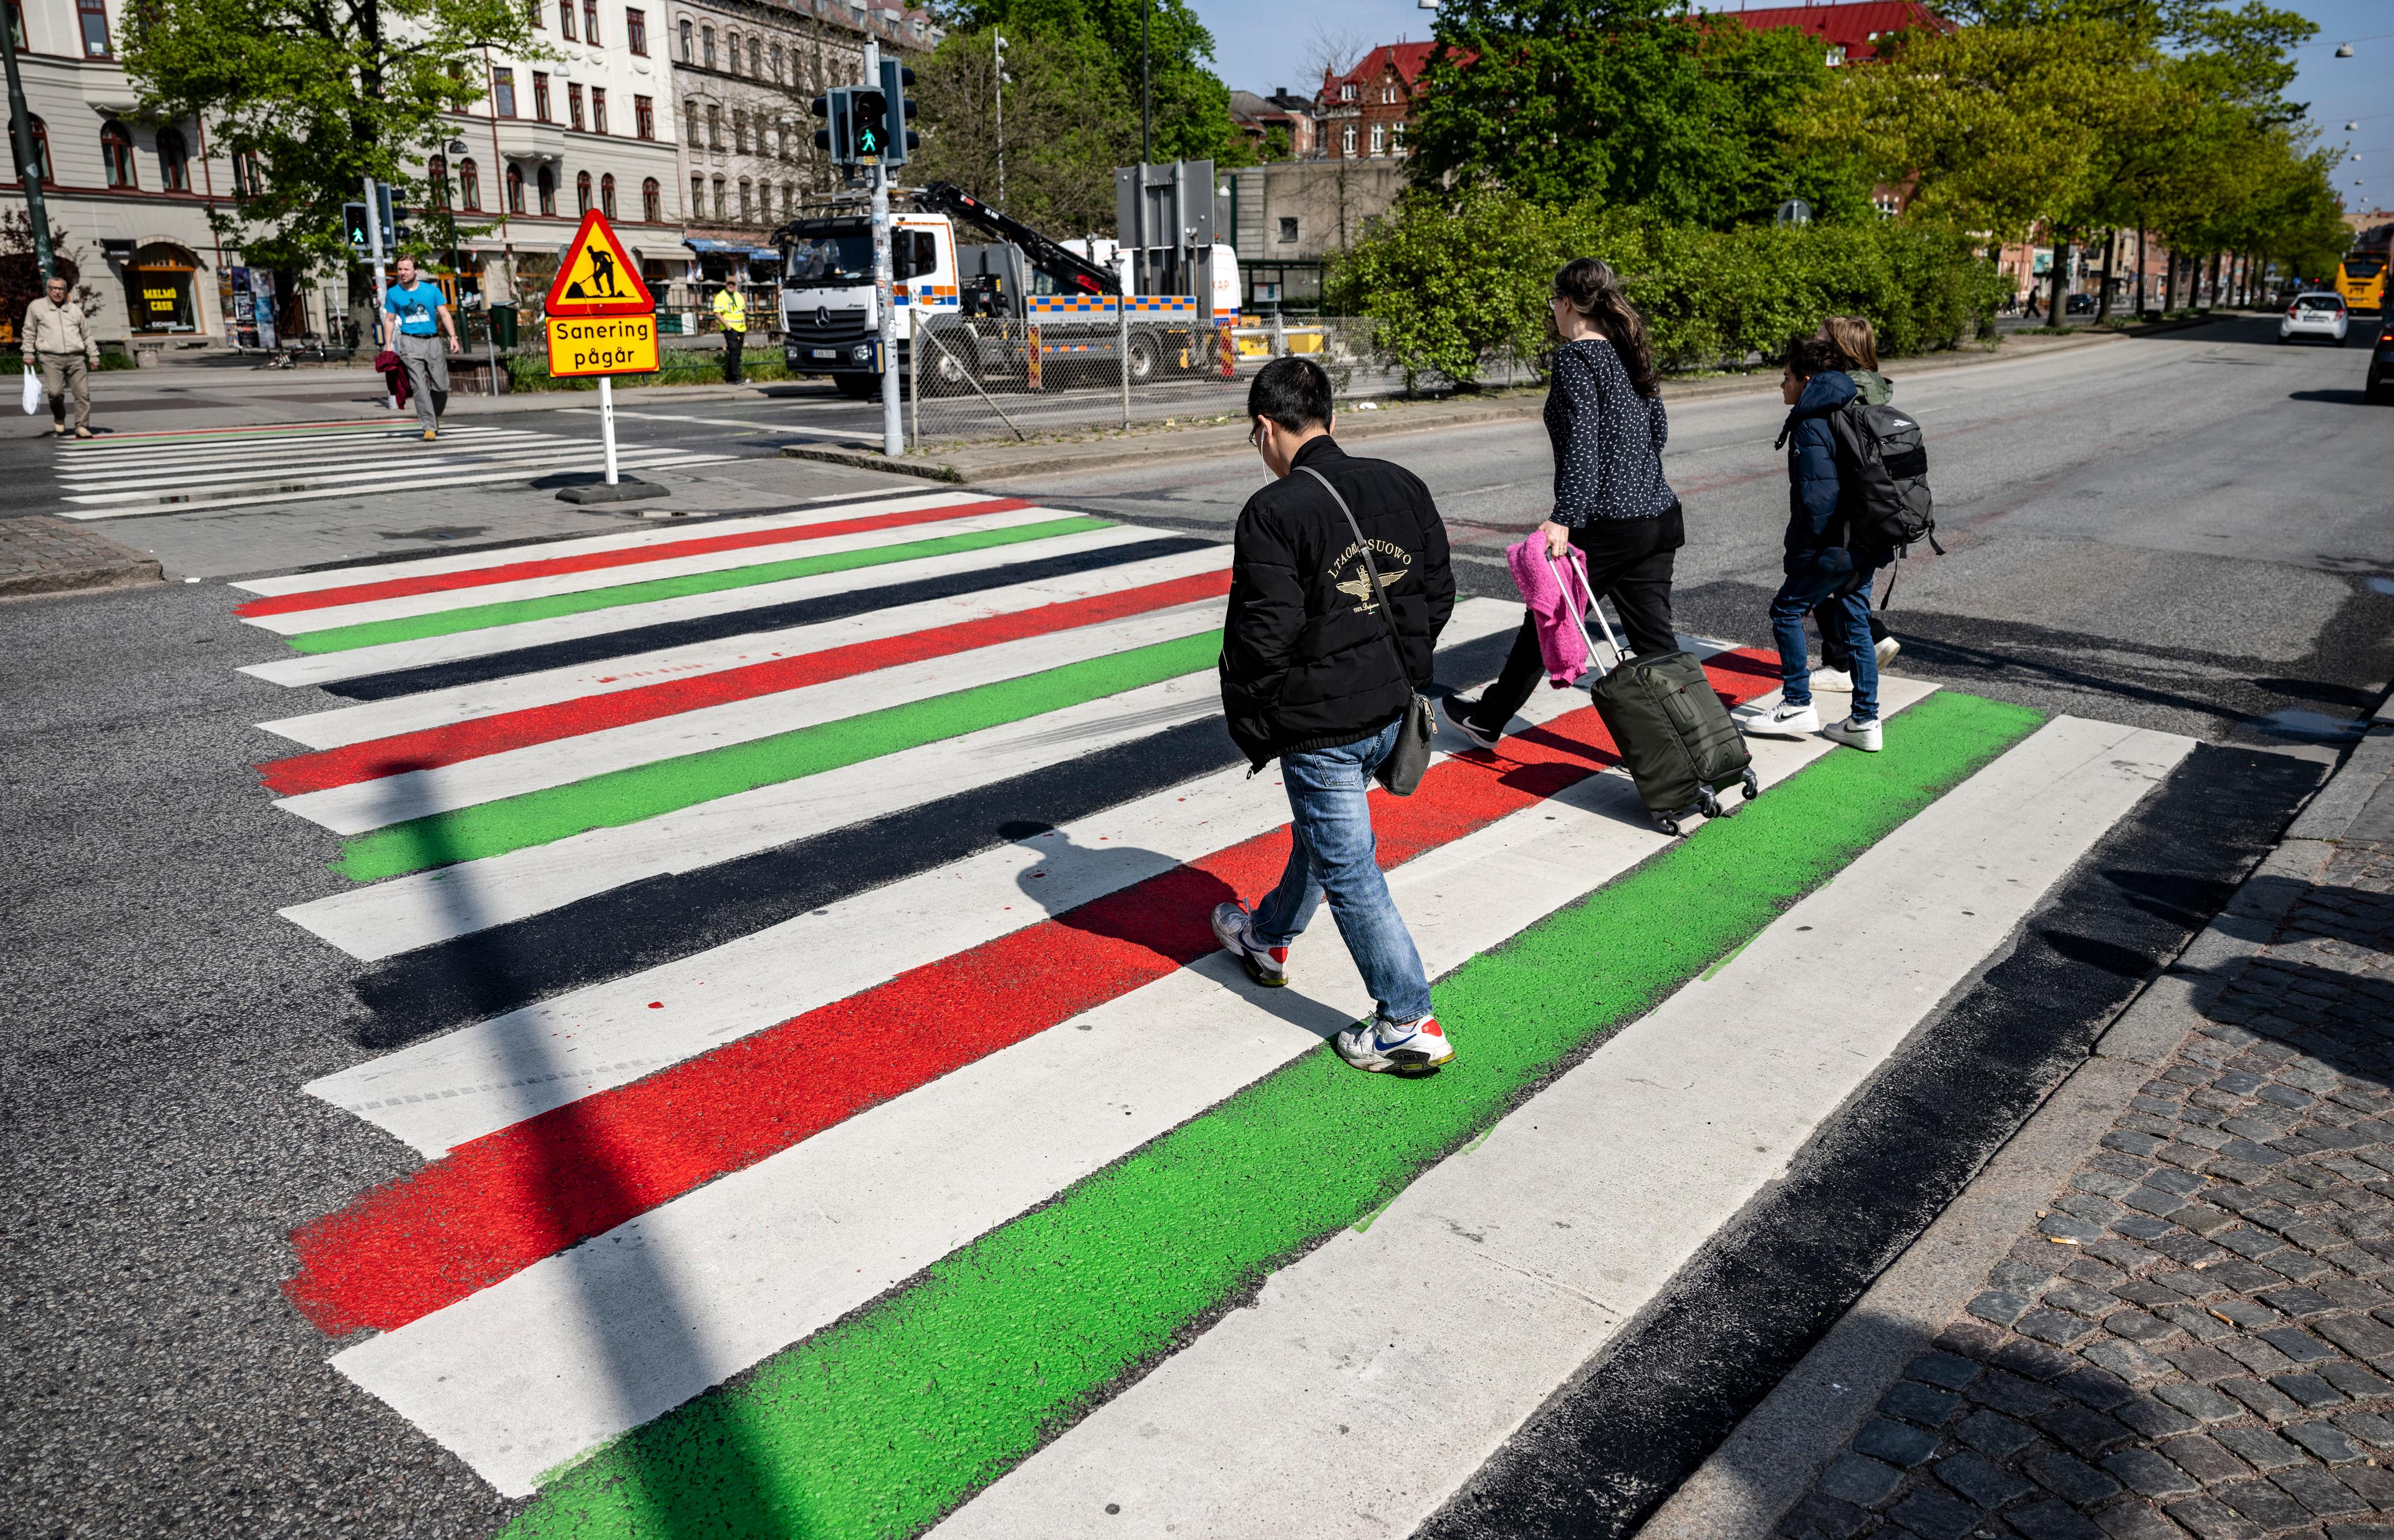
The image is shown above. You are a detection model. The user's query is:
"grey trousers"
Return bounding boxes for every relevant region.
[396,331,450,430]
[38,351,89,430]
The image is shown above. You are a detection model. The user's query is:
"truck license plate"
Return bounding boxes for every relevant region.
[810,348,838,360]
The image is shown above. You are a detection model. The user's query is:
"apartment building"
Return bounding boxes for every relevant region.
[1318,42,1434,163]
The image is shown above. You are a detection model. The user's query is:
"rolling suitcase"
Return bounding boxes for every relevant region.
[1557,554,1759,837]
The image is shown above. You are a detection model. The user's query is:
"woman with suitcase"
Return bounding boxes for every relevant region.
[1443,256,1685,749]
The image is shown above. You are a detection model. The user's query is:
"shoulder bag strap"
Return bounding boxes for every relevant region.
[1298,465,1412,684]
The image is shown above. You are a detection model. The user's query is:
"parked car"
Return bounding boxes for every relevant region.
[2066,294,2096,315]
[2281,291,2351,344]
[2368,319,2393,403]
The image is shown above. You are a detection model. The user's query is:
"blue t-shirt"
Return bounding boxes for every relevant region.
[385,281,443,337]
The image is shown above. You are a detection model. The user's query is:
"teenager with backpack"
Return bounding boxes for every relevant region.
[1810,315,1901,694]
[1209,357,1459,1076]
[1738,337,1885,752]
[1443,257,1681,751]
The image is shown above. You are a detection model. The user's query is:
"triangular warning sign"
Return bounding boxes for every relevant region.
[545,209,655,317]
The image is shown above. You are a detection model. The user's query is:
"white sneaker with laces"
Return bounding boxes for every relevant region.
[1736,700,1820,738]
[1823,715,1883,753]
[1875,635,1902,668]
[1210,901,1289,987]
[1334,1014,1454,1074]
[1440,695,1502,753]
[1810,667,1854,693]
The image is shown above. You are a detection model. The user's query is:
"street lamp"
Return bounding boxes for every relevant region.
[2335,42,2355,57]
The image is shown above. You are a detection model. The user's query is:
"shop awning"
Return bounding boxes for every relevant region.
[685,239,782,259]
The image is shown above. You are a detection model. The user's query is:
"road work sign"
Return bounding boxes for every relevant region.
[547,314,660,378]
[544,210,655,318]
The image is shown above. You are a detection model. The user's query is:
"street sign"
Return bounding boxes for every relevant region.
[546,314,660,377]
[544,209,654,318]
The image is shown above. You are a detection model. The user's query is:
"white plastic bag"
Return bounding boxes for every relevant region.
[21,363,40,415]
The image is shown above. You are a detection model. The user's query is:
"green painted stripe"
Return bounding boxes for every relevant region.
[335,629,1221,882]
[503,690,2044,1540]
[287,516,1114,655]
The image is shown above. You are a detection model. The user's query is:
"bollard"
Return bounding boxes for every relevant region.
[1027,323,1042,392]
[1217,321,1234,379]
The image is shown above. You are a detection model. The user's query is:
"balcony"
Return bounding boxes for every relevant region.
[490,117,571,168]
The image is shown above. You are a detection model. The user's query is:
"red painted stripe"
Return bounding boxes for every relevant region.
[254,568,1235,797]
[282,650,1780,1337]
[233,498,1031,619]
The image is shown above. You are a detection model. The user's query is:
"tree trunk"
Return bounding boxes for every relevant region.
[2096,228,2117,323]
[2135,224,2146,315]
[2047,231,2070,326]
[2206,251,2221,309]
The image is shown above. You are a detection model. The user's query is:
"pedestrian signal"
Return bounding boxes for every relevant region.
[811,88,855,166]
[877,60,918,167]
[544,209,655,318]
[851,88,888,163]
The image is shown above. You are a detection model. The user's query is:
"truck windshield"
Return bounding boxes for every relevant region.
[787,232,873,287]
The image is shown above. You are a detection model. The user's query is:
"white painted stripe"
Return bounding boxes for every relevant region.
[295,602,1617,1150]
[254,544,1236,751]
[58,439,644,493]
[241,506,1085,638]
[325,688,1918,1497]
[51,455,740,521]
[62,444,728,507]
[278,600,1228,834]
[60,425,535,462]
[933,717,2197,1540]
[234,524,1157,688]
[228,489,996,599]
[56,426,554,471]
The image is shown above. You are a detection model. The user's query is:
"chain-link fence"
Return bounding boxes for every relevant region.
[898,314,1511,449]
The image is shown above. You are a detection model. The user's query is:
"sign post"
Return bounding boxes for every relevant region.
[544,209,665,503]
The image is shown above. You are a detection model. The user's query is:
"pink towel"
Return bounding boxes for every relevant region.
[1507,536,1595,688]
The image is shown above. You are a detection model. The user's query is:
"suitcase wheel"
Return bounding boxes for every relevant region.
[1695,786,1724,822]
[1651,809,1684,838]
[1741,768,1761,802]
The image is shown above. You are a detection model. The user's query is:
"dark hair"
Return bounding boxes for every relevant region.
[1784,335,1845,378]
[1818,314,1879,372]
[1248,355,1334,432]
[1554,257,1660,398]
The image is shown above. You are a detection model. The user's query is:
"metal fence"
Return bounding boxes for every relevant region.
[901,314,1520,449]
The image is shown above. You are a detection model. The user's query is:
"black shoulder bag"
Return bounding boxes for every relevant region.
[1299,465,1435,796]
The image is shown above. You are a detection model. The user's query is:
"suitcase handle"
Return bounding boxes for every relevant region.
[1547,549,1627,680]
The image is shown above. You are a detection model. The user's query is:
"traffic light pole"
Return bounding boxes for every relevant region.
[363,174,390,341]
[1,14,52,279]
[864,40,901,458]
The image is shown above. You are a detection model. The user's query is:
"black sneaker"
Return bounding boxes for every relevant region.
[1440,696,1502,753]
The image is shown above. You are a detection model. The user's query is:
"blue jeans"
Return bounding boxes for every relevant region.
[1251,717,1435,1024]
[1771,551,1880,721]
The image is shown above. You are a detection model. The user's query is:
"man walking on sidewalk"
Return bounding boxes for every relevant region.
[1209,357,1459,1074]
[712,281,746,384]
[382,256,460,441]
[23,274,99,440]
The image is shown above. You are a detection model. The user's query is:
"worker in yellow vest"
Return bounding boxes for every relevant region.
[711,282,748,383]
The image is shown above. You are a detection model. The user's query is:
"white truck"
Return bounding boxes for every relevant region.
[779,181,1238,397]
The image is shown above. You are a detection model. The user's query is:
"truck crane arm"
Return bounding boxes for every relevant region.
[913,181,1120,298]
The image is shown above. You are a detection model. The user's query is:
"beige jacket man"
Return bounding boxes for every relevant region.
[24,279,99,437]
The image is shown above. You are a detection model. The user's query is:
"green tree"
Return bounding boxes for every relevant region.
[940,0,1239,166]
[1403,0,1872,226]
[122,0,536,271]
[912,21,1137,236]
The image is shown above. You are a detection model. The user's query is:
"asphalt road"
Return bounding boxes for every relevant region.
[2,314,2389,1540]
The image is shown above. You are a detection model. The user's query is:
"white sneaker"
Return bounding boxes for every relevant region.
[1875,636,1901,668]
[1823,715,1883,752]
[1736,700,1820,738]
[1211,901,1288,987]
[1440,695,1502,753]
[1810,668,1855,693]
[1334,1014,1454,1074]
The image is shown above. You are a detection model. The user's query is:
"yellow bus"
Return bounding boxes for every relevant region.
[2340,224,2391,314]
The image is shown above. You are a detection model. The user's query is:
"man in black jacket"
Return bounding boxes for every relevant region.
[1209,358,1458,1074]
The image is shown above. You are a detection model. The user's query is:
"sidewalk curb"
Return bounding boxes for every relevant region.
[1635,719,2394,1540]
[0,515,165,602]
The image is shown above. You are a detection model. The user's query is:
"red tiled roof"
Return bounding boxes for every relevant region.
[1321,41,1441,98]
[1717,1,1952,62]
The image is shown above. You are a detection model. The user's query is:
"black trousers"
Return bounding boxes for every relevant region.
[722,329,744,383]
[1467,503,1683,734]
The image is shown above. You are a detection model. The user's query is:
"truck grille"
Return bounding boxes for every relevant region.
[786,305,872,348]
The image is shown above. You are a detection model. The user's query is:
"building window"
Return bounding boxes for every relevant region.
[1369,123,1383,156]
[493,67,517,117]
[635,94,654,140]
[428,155,451,209]
[747,36,760,75]
[77,0,108,57]
[592,87,608,133]
[459,158,481,209]
[1277,216,1297,243]
[23,113,50,185]
[583,0,599,43]
[733,108,747,154]
[701,24,714,67]
[1874,191,1900,219]
[568,82,585,130]
[1339,82,1355,102]
[706,103,722,149]
[738,176,752,220]
[507,162,524,212]
[575,169,592,213]
[689,174,703,218]
[100,120,135,187]
[537,165,556,214]
[710,175,724,219]
[642,177,661,221]
[1381,83,1395,104]
[557,0,574,37]
[1825,45,1847,66]
[1340,124,1355,156]
[626,7,647,54]
[601,172,618,218]
[532,71,552,121]
[684,100,699,145]
[769,42,782,82]
[156,126,190,191]
[725,29,739,72]
[677,16,692,61]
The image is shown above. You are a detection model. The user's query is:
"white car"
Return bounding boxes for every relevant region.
[2280,292,2350,344]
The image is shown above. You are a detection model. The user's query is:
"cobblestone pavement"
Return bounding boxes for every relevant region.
[1782,840,2394,1540]
[0,514,161,599]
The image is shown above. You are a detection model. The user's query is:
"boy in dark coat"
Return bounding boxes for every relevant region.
[1210,357,1459,1073]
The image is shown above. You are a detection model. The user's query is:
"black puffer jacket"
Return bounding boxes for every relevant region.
[1219,436,1454,769]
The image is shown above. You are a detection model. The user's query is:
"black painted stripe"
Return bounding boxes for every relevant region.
[1413,740,2324,1540]
[346,627,1518,1049]
[315,534,1219,701]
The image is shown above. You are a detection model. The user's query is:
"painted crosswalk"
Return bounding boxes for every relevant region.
[225,486,2201,1538]
[51,417,736,519]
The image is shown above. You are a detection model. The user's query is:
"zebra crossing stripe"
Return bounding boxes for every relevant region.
[57,426,557,473]
[58,442,713,503]
[52,453,740,520]
[282,650,1786,1338]
[279,515,1114,654]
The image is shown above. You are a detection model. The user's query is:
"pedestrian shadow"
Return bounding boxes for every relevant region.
[2288,388,2383,407]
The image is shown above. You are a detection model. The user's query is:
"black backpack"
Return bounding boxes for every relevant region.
[1827,400,1943,578]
